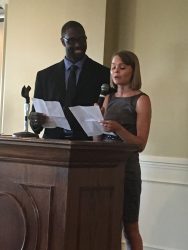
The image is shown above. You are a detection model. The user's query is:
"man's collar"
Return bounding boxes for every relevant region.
[64,55,87,70]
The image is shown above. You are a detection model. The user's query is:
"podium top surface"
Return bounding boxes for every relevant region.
[0,135,139,167]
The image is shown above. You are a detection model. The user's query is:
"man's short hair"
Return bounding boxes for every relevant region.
[61,21,85,37]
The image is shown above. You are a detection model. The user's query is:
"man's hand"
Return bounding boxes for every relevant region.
[29,112,47,127]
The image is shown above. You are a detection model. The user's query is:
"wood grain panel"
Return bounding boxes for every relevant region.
[0,178,38,250]
[77,187,113,250]
[0,137,138,250]
[0,192,26,250]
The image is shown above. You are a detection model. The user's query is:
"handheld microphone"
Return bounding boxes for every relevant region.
[97,83,110,108]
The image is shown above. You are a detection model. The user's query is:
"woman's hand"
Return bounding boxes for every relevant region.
[101,120,122,133]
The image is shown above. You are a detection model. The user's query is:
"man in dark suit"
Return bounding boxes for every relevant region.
[29,20,110,140]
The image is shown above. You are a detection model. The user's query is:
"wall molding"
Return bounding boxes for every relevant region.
[140,155,188,185]
[143,243,179,250]
[121,240,179,250]
[122,155,188,250]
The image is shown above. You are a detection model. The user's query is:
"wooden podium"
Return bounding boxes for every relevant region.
[0,136,137,250]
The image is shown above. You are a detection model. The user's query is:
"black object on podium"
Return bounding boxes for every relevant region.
[12,85,38,138]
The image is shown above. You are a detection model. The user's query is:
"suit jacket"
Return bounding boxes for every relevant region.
[32,56,110,139]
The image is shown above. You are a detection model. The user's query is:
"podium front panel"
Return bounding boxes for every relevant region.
[0,137,137,250]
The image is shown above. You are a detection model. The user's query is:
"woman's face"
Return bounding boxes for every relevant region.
[110,55,133,86]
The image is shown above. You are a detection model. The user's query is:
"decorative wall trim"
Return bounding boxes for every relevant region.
[121,241,179,250]
[140,155,188,185]
[143,244,179,250]
[122,239,181,250]
[121,155,188,250]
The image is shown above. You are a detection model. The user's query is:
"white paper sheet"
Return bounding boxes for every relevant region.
[32,98,71,130]
[69,105,106,136]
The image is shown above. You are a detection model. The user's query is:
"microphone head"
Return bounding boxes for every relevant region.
[101,83,110,95]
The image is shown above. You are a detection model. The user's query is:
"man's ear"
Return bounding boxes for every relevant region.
[60,37,65,47]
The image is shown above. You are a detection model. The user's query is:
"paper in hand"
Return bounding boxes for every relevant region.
[69,105,105,136]
[32,98,71,130]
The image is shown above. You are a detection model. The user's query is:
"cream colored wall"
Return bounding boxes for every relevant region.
[117,0,188,158]
[0,22,3,66]
[0,22,4,99]
[1,1,188,249]
[1,0,188,159]
[1,0,107,134]
[103,0,119,66]
[0,2,5,125]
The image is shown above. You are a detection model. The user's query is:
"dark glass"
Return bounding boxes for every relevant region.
[63,36,87,45]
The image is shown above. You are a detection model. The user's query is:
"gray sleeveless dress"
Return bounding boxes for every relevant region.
[103,92,147,222]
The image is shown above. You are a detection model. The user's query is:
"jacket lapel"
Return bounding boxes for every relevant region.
[56,60,66,101]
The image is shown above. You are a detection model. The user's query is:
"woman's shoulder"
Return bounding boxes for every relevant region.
[133,91,148,98]
[136,92,151,111]
[137,91,150,101]
[128,91,150,110]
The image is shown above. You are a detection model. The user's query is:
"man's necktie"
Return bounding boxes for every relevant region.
[65,65,78,106]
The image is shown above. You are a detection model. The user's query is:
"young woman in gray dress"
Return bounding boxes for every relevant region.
[100,50,152,250]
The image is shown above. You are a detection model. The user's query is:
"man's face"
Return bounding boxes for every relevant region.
[61,27,87,62]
